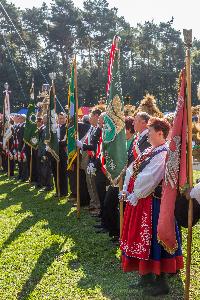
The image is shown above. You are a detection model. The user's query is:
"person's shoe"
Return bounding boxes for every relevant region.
[59,195,67,199]
[144,274,169,296]
[168,270,180,277]
[68,196,77,202]
[38,187,46,192]
[129,274,155,289]
[90,213,101,218]
[93,224,104,229]
[30,181,37,185]
[21,178,29,182]
[90,209,100,216]
[82,206,90,210]
[44,186,53,192]
[110,236,119,243]
[35,184,42,189]
[95,228,108,234]
[30,185,36,190]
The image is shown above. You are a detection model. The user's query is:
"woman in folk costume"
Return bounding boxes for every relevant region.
[120,117,184,297]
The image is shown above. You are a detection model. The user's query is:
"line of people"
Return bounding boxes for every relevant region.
[1,108,200,297]
[0,112,68,197]
[76,110,200,297]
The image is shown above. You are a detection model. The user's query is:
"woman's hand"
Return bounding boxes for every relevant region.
[118,190,129,200]
[127,193,138,206]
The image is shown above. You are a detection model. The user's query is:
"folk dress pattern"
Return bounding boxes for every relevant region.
[120,144,184,275]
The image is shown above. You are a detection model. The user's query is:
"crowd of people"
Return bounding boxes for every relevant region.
[0,105,200,298]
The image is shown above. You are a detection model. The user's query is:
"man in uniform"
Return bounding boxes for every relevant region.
[76,108,102,216]
[37,115,53,191]
[17,114,28,181]
[51,112,68,197]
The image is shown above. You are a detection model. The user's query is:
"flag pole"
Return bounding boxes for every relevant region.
[118,177,124,238]
[7,142,10,178]
[52,78,60,199]
[29,79,34,184]
[29,146,33,183]
[57,161,60,198]
[183,29,193,300]
[74,56,80,218]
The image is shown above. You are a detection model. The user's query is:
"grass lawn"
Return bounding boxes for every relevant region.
[0,172,199,300]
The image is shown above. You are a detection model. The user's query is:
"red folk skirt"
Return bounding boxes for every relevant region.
[120,177,184,275]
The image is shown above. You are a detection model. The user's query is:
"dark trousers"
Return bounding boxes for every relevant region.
[5,157,15,176]
[69,164,90,206]
[103,186,120,236]
[26,145,38,183]
[51,156,68,196]
[19,161,28,181]
[37,156,52,188]
[18,161,22,179]
[68,163,77,197]
[2,152,7,172]
[95,169,107,219]
[80,169,90,206]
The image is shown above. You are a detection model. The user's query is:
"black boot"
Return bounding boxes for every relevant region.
[129,273,155,289]
[144,273,170,296]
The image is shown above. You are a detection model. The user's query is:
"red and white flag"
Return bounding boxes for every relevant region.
[157,69,187,254]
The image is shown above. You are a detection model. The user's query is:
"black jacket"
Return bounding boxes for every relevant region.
[59,124,67,157]
[127,132,150,167]
[17,123,25,152]
[82,126,101,154]
[78,122,91,141]
[38,125,46,157]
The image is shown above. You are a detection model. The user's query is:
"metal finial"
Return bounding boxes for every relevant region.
[183,29,192,47]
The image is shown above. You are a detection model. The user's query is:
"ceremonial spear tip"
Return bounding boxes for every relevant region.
[183,29,192,47]
[4,82,9,90]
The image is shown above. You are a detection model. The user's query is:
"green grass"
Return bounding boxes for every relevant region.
[0,172,199,300]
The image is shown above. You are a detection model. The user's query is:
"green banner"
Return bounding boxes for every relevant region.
[24,84,38,149]
[67,61,77,169]
[103,36,127,183]
[45,86,59,161]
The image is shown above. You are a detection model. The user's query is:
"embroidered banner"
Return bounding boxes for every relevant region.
[103,35,127,183]
[157,69,187,254]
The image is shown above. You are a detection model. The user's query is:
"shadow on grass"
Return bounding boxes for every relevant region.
[0,215,37,253]
[0,175,185,300]
[64,213,185,300]
[17,242,61,300]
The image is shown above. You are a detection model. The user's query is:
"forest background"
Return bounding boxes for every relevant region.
[1,0,200,112]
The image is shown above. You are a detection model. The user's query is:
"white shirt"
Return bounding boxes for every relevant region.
[125,144,168,205]
[190,183,200,205]
[138,128,149,140]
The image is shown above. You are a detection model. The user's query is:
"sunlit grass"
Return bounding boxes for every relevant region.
[0,172,199,299]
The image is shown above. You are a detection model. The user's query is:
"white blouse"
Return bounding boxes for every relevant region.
[190,183,200,205]
[124,144,168,206]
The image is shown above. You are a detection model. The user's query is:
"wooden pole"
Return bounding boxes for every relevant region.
[57,160,60,198]
[183,29,193,300]
[76,149,80,218]
[74,57,80,218]
[29,146,33,183]
[53,80,56,113]
[118,177,124,238]
[7,141,10,178]
[51,77,60,199]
